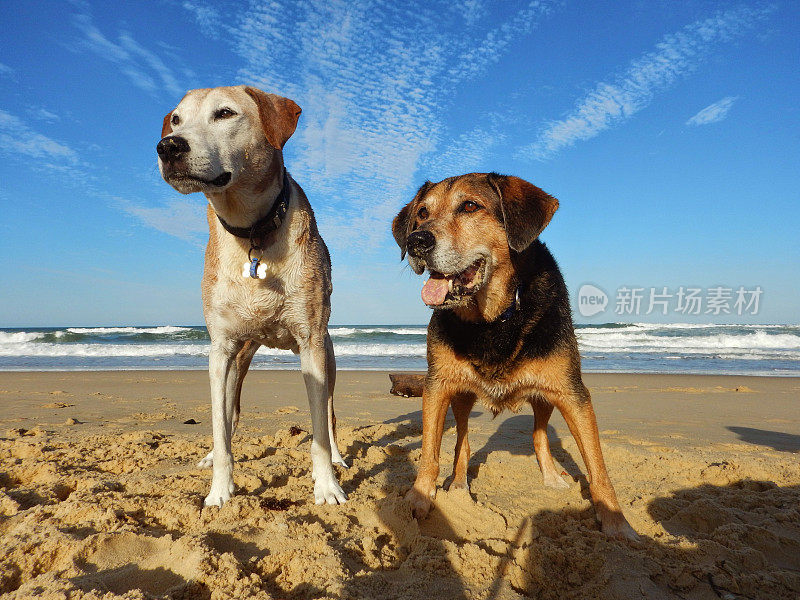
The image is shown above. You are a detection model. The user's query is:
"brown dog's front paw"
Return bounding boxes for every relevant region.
[600,510,639,541]
[541,470,570,490]
[405,486,434,519]
[445,477,470,492]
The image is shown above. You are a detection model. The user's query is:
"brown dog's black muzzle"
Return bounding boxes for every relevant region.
[156,135,190,163]
[406,230,435,258]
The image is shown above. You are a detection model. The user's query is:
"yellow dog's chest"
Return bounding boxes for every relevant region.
[205,271,299,351]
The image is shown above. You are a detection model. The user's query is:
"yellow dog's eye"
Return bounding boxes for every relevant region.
[462,200,480,213]
[171,114,180,126]
[417,206,429,220]
[214,108,237,120]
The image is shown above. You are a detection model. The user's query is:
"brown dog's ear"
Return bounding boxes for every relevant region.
[393,181,432,259]
[244,86,301,150]
[487,173,559,252]
[161,111,173,139]
[392,203,413,260]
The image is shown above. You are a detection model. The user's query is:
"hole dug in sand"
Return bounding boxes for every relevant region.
[418,487,507,542]
[72,532,207,598]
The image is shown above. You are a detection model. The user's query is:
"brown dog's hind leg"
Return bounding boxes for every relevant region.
[549,383,638,540]
[448,394,475,491]
[406,381,452,518]
[530,400,570,489]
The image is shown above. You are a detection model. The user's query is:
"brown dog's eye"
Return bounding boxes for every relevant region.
[461,200,481,213]
[214,108,237,120]
[171,114,180,126]
[417,206,429,220]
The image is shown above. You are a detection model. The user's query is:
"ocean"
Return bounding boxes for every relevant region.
[0,323,798,376]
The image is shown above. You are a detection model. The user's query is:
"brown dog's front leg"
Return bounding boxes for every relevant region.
[552,385,638,540]
[406,382,451,518]
[449,394,475,490]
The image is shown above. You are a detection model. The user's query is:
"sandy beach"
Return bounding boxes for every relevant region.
[0,370,798,599]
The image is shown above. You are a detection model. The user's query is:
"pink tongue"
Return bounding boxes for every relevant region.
[421,277,449,306]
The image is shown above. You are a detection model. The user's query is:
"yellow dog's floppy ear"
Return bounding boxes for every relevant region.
[487,173,559,252]
[392,181,432,260]
[244,86,302,150]
[161,111,173,138]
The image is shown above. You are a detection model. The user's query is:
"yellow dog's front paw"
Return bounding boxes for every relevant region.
[204,479,234,507]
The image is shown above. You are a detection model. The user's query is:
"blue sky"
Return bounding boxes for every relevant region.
[1,0,797,326]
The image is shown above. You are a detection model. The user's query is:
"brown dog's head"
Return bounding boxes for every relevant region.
[392,173,558,310]
[157,85,301,195]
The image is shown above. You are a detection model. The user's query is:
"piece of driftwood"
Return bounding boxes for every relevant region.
[389,373,425,397]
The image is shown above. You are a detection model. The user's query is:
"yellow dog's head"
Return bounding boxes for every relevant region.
[157,85,300,195]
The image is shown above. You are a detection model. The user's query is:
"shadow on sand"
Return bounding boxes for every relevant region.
[333,411,800,599]
[470,414,584,483]
[726,425,800,453]
[169,408,800,599]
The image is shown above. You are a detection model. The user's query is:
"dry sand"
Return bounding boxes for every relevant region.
[0,370,798,599]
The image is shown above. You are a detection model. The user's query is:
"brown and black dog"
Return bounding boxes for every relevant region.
[392,173,637,539]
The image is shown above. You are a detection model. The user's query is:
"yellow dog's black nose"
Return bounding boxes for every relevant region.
[156,135,190,162]
[406,230,435,258]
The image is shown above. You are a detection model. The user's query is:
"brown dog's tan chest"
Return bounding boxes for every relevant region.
[430,339,573,412]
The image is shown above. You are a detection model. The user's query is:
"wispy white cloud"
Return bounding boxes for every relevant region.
[448,1,553,82]
[117,33,183,97]
[190,0,555,253]
[0,103,201,241]
[0,109,78,164]
[686,96,739,126]
[71,8,184,97]
[0,63,14,77]
[182,1,222,39]
[453,0,487,28]
[422,114,510,181]
[520,5,772,160]
[0,109,95,187]
[119,197,208,245]
[27,107,61,122]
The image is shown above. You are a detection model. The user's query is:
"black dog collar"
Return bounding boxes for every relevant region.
[498,287,521,322]
[216,169,291,242]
